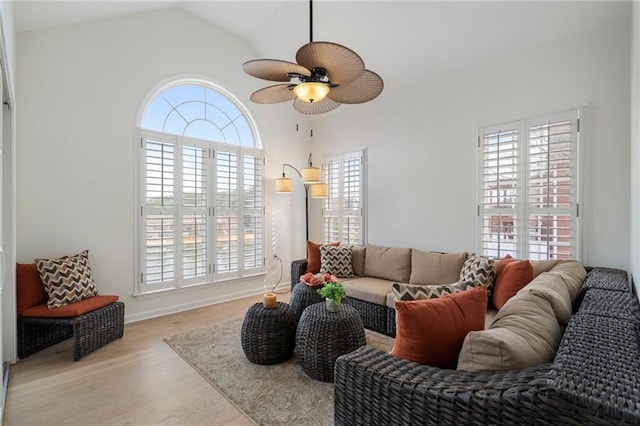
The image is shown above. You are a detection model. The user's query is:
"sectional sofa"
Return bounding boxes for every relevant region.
[291,245,640,424]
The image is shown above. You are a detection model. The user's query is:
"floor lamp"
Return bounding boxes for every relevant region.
[276,155,328,240]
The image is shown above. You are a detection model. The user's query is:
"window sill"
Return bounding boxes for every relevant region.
[133,273,266,300]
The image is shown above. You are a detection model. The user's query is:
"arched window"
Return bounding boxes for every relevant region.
[137,79,264,294]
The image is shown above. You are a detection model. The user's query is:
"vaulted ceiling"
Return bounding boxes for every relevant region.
[14,1,630,85]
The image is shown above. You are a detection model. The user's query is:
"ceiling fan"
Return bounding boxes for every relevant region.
[242,0,383,115]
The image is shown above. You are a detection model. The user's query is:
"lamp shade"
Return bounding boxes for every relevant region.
[275,176,293,193]
[310,182,328,198]
[302,166,321,184]
[293,82,330,103]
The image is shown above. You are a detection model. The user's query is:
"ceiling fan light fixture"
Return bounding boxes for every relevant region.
[293,82,329,103]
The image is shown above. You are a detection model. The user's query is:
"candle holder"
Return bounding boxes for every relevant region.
[263,292,277,309]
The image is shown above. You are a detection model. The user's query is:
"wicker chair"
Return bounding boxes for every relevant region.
[334,268,640,425]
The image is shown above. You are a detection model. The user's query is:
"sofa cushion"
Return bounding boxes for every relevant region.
[21,295,120,318]
[531,259,562,278]
[351,246,366,276]
[363,244,411,282]
[545,260,586,301]
[492,255,534,309]
[392,286,486,368]
[459,254,496,296]
[457,290,561,371]
[16,263,49,316]
[409,250,467,285]
[523,272,572,325]
[35,250,99,309]
[306,240,339,274]
[342,277,393,306]
[392,281,476,302]
[320,245,354,278]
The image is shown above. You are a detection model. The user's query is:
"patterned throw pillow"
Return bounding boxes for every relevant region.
[320,245,354,278]
[392,281,477,302]
[36,250,99,308]
[459,254,496,296]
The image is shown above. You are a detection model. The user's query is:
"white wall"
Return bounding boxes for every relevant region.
[312,16,632,271]
[631,1,640,293]
[16,8,311,322]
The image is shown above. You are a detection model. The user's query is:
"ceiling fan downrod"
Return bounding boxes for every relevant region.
[309,0,313,43]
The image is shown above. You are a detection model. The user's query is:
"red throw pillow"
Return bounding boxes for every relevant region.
[16,263,48,316]
[306,240,339,274]
[392,286,487,368]
[492,255,534,309]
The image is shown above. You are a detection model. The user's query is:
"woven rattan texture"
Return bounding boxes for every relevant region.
[385,307,396,337]
[291,259,307,290]
[241,302,296,365]
[579,288,640,320]
[296,303,365,382]
[344,296,387,334]
[19,301,125,361]
[290,283,324,322]
[582,267,630,292]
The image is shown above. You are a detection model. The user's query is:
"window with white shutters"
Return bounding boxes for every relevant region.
[137,81,263,294]
[322,149,366,246]
[477,109,581,260]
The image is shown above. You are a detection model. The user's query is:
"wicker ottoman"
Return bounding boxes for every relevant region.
[290,283,324,321]
[241,302,296,365]
[296,303,366,382]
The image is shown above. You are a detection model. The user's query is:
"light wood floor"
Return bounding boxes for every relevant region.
[5,293,289,425]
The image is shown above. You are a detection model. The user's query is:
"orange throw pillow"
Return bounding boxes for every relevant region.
[492,255,534,309]
[16,263,48,317]
[392,286,486,368]
[306,240,339,274]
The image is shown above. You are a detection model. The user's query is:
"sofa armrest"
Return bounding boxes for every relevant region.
[291,259,307,290]
[334,346,554,425]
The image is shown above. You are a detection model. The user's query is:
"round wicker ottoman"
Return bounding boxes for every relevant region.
[296,302,366,382]
[290,283,324,321]
[241,302,296,365]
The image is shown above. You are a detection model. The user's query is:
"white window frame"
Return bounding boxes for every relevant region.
[476,107,583,260]
[322,148,367,246]
[135,80,264,296]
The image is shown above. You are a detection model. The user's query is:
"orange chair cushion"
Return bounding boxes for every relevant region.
[17,263,48,316]
[492,255,535,309]
[21,295,119,318]
[392,286,486,368]
[306,240,339,274]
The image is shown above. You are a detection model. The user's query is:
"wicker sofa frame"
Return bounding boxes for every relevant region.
[19,301,125,361]
[333,267,640,425]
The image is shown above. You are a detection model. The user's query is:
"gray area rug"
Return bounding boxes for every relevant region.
[164,316,394,426]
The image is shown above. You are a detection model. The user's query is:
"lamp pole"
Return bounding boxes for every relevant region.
[282,164,310,240]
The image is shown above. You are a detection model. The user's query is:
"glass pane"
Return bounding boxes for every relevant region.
[217,151,238,208]
[146,214,174,283]
[183,145,207,208]
[528,214,572,260]
[183,214,207,279]
[217,216,238,273]
[243,215,263,269]
[482,129,519,210]
[481,214,518,258]
[146,140,174,207]
[243,154,262,210]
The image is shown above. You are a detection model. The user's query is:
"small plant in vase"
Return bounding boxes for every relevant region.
[317,279,346,313]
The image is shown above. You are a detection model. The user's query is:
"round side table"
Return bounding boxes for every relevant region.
[290,283,324,321]
[296,302,366,382]
[241,302,296,365]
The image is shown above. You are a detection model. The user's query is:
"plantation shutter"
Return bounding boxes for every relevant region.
[479,123,520,258]
[242,150,264,273]
[477,108,580,260]
[527,111,579,260]
[322,149,366,245]
[215,149,239,278]
[143,134,176,289]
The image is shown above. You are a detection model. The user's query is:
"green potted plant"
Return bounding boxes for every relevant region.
[317,279,346,313]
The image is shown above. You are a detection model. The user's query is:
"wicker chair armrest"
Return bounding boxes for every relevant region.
[335,346,555,426]
[291,259,308,290]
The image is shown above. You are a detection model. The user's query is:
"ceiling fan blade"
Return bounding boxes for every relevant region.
[250,84,296,104]
[293,97,341,115]
[296,42,365,84]
[326,70,384,104]
[243,59,311,82]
